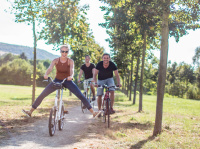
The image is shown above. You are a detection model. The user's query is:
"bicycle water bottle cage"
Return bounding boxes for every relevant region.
[52,82,62,89]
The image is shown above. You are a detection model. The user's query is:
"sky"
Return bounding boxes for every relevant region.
[0,0,200,65]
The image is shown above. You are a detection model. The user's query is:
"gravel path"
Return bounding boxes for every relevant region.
[0,103,99,149]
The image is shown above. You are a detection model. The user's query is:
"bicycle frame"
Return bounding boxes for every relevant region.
[102,88,110,109]
[54,88,64,122]
[84,80,92,102]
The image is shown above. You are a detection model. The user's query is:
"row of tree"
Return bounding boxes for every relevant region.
[1,51,199,100]
[98,0,200,135]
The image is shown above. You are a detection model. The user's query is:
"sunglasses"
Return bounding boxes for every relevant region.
[61,50,69,53]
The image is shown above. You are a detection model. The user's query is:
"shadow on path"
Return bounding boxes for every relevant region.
[130,136,155,149]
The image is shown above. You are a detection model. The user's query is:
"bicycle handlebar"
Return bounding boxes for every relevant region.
[79,80,92,84]
[97,84,119,89]
[43,77,68,84]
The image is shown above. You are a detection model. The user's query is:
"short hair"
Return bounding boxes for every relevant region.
[60,45,69,50]
[85,55,90,58]
[102,53,110,58]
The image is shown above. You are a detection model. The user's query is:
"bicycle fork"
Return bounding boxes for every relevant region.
[54,89,64,122]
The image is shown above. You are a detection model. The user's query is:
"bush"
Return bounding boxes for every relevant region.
[146,91,154,95]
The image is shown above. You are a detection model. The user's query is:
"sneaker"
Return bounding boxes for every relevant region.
[82,105,87,109]
[22,109,31,117]
[110,108,115,114]
[64,110,69,114]
[98,112,102,117]
[92,96,96,101]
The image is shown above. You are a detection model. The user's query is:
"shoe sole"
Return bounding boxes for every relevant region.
[22,109,31,117]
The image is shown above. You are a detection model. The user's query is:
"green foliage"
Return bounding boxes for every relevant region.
[0,53,55,86]
[166,62,199,100]
[0,59,32,85]
[187,83,200,100]
[193,46,200,67]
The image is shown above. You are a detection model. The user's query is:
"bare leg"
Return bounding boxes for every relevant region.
[97,95,102,110]
[110,91,115,108]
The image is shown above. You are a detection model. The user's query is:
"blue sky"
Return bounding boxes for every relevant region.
[0,0,199,65]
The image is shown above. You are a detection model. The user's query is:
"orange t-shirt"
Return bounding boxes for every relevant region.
[55,58,70,80]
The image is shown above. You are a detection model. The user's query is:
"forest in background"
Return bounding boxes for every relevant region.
[0,50,199,100]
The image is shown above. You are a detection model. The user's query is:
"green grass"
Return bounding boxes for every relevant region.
[111,93,200,148]
[0,84,73,106]
[0,84,199,148]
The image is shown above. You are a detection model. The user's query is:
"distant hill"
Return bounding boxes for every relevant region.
[0,42,59,60]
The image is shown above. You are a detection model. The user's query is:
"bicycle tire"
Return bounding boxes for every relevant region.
[102,99,106,123]
[49,107,56,136]
[58,104,64,130]
[107,98,111,128]
[81,92,87,113]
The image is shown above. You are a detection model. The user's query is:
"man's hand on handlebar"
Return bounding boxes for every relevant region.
[117,84,122,87]
[44,74,48,80]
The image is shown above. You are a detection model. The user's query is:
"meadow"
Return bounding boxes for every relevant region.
[0,84,199,148]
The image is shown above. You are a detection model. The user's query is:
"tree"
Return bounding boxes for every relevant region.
[19,52,28,60]
[8,0,43,104]
[153,0,170,136]
[193,47,200,67]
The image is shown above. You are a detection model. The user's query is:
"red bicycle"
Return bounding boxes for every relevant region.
[98,85,119,128]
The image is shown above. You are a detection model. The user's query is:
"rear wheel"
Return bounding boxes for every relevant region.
[89,91,95,108]
[58,104,65,130]
[49,107,56,136]
[81,92,87,113]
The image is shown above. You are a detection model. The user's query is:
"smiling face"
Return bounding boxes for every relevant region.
[102,54,110,64]
[85,56,90,64]
[60,47,69,57]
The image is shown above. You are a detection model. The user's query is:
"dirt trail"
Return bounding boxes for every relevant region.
[0,103,100,149]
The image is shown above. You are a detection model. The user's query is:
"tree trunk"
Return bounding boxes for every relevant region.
[127,72,130,97]
[153,0,170,136]
[129,52,134,101]
[32,16,37,104]
[133,49,140,104]
[139,31,146,112]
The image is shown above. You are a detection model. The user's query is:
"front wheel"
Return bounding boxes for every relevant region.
[58,104,65,130]
[106,99,111,128]
[49,107,56,136]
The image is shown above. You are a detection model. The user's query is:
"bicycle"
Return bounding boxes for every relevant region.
[98,84,119,128]
[44,77,67,136]
[80,80,95,113]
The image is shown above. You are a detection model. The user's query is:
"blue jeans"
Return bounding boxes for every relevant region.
[32,78,92,110]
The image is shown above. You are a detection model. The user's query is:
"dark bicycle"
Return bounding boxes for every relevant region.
[98,84,119,128]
